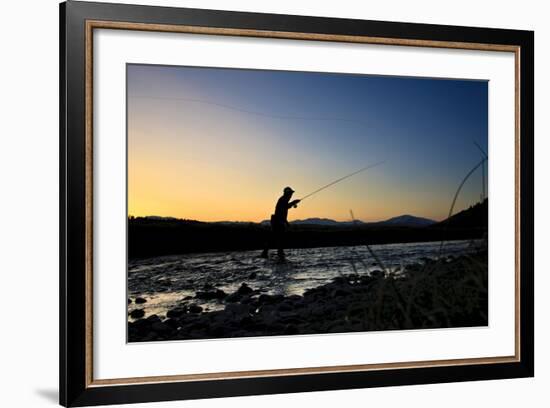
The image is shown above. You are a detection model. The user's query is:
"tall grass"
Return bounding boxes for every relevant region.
[345,155,489,330]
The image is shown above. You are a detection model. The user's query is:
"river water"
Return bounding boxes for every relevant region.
[128,239,482,320]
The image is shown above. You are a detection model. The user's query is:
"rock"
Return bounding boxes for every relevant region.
[258,306,279,325]
[258,294,284,305]
[188,304,203,314]
[151,321,171,333]
[332,288,352,297]
[196,289,226,300]
[225,303,249,315]
[164,318,180,329]
[182,295,193,301]
[146,314,161,324]
[248,272,257,279]
[167,307,187,319]
[177,314,198,327]
[349,304,366,316]
[240,316,254,327]
[237,283,253,296]
[129,309,145,319]
[135,297,147,304]
[304,286,327,298]
[277,302,293,312]
[360,276,374,284]
[210,325,228,337]
[129,318,150,332]
[310,306,327,318]
[258,294,271,304]
[225,303,250,318]
[240,295,254,304]
[225,292,242,303]
[215,289,227,299]
[188,321,208,331]
[279,315,302,325]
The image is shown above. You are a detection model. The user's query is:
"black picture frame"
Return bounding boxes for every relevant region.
[60,1,534,406]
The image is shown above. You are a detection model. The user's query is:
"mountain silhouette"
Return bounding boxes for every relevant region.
[375,214,436,227]
[290,218,363,226]
[269,215,436,228]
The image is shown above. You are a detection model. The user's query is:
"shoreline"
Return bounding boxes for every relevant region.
[129,236,483,261]
[128,248,488,342]
[128,200,487,259]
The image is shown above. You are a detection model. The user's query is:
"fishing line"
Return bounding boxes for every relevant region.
[130,95,370,127]
[299,161,386,201]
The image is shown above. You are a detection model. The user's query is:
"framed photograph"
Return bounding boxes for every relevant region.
[60,1,534,406]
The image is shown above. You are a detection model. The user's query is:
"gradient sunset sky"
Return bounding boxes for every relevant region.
[127,64,488,222]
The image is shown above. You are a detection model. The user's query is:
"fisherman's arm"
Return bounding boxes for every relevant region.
[288,199,301,208]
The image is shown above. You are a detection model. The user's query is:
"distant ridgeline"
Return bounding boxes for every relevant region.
[128,199,488,258]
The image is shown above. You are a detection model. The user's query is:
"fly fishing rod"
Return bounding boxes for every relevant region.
[298,160,386,202]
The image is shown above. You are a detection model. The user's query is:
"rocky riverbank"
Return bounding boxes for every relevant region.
[128,250,487,342]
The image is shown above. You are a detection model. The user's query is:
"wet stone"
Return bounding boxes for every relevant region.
[129,309,145,319]
[225,292,242,303]
[225,303,250,318]
[188,304,203,314]
[240,295,254,304]
[258,294,284,305]
[167,307,187,319]
[151,321,171,333]
[277,302,293,312]
[164,318,180,329]
[195,289,226,300]
[237,283,253,296]
[129,318,150,333]
[146,314,161,324]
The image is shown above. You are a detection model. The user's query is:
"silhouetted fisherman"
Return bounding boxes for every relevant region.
[261,186,301,260]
